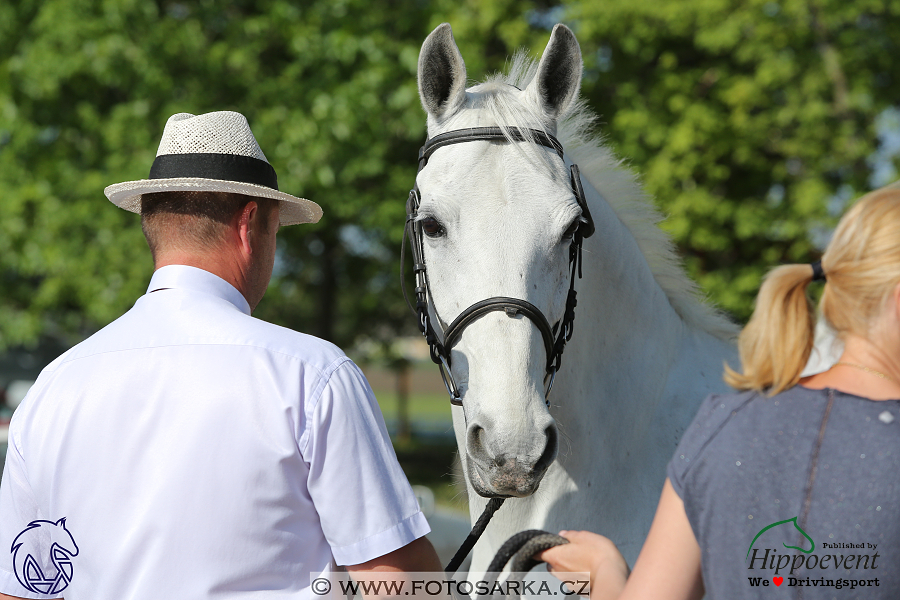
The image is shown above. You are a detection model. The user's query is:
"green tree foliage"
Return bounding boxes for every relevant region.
[567,0,900,319]
[2,0,898,351]
[0,0,448,349]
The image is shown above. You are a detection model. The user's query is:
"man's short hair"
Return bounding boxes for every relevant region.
[141,191,276,261]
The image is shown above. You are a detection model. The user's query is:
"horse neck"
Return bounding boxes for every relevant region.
[555,177,725,453]
[577,181,685,384]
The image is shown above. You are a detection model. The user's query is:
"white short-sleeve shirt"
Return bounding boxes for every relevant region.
[0,265,429,599]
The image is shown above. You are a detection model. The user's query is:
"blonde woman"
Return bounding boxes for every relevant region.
[540,186,900,600]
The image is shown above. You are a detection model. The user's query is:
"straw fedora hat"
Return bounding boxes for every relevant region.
[104,111,322,226]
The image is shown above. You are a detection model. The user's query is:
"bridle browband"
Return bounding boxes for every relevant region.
[402,126,594,406]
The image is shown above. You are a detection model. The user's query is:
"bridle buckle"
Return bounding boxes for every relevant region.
[438,355,463,406]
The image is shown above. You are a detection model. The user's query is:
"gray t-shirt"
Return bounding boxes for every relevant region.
[668,386,900,599]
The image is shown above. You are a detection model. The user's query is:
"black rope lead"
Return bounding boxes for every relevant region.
[444,498,506,575]
[475,529,569,600]
[509,532,570,574]
[482,529,567,575]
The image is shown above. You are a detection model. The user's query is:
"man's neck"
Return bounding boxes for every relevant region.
[155,252,251,308]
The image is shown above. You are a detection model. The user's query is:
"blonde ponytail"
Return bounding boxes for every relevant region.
[725,186,900,395]
[724,265,818,395]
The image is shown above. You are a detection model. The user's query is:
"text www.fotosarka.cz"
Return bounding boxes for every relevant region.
[309,571,590,599]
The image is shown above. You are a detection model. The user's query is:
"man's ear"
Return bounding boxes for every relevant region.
[236,201,259,256]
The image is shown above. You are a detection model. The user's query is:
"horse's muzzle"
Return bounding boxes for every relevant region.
[465,422,558,498]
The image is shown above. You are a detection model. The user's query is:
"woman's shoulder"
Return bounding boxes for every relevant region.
[687,388,761,436]
[694,385,837,433]
[669,385,884,488]
[668,387,827,489]
[668,389,757,493]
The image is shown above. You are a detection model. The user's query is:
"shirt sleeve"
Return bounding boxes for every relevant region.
[0,417,65,599]
[301,359,430,566]
[666,391,756,500]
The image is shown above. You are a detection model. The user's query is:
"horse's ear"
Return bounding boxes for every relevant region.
[526,24,583,120]
[418,23,468,119]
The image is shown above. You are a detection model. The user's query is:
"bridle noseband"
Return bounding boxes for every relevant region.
[401,127,594,406]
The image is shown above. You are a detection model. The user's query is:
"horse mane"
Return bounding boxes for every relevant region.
[470,52,737,340]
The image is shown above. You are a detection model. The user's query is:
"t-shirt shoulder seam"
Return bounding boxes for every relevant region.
[678,391,759,483]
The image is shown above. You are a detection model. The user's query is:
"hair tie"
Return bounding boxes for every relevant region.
[810,260,826,282]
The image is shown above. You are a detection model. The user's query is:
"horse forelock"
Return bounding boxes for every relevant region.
[461,52,737,340]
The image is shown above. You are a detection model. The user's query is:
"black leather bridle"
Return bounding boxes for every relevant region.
[402,127,595,406]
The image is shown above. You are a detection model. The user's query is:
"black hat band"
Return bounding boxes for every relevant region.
[149,153,279,190]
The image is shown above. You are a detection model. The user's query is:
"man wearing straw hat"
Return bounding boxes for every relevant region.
[0,111,441,599]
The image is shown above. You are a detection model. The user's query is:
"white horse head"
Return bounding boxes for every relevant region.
[415,23,587,498]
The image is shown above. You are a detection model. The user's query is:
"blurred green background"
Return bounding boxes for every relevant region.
[2,0,900,510]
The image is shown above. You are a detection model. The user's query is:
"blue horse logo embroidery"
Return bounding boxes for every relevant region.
[11,518,79,594]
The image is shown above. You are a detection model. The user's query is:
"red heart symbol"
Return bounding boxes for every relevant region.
[773,577,783,586]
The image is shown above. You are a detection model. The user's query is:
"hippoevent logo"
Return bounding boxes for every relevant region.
[746,516,880,591]
[10,518,79,595]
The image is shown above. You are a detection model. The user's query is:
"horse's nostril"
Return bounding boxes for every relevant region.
[534,423,558,473]
[467,424,486,458]
[494,453,507,468]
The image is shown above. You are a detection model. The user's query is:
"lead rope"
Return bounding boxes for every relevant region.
[450,528,569,600]
[481,529,569,583]
[444,498,506,574]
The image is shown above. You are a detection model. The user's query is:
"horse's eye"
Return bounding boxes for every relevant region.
[562,219,581,240]
[421,217,444,238]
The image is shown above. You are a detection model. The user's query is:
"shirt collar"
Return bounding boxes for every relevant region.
[146,265,252,315]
